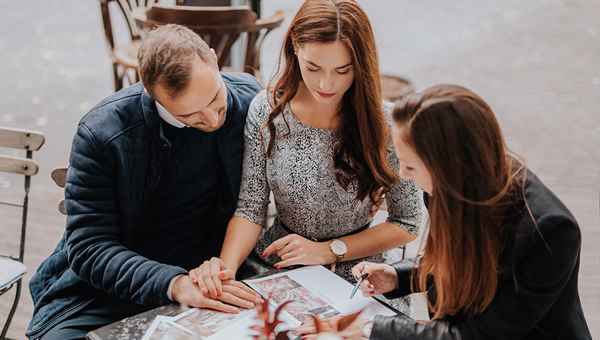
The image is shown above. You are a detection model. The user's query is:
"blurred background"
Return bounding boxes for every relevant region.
[0,0,598,338]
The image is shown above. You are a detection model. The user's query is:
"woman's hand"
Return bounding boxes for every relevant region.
[296,315,368,340]
[262,234,336,269]
[188,257,236,298]
[351,262,399,296]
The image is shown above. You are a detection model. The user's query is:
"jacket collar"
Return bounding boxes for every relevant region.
[141,79,241,201]
[141,88,174,149]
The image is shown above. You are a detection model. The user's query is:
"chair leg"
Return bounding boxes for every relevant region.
[18,173,31,263]
[113,63,122,92]
[0,280,22,339]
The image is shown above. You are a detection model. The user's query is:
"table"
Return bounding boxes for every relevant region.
[175,0,261,17]
[87,304,190,340]
[87,265,276,340]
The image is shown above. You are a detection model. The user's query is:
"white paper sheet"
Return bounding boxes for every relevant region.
[141,315,199,340]
[244,265,397,325]
[163,306,297,340]
[158,266,400,340]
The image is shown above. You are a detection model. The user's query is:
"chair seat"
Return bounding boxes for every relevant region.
[112,40,141,69]
[0,256,26,293]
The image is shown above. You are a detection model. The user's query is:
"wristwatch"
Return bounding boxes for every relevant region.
[329,239,347,272]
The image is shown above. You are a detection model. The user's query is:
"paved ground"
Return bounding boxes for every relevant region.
[1,0,598,338]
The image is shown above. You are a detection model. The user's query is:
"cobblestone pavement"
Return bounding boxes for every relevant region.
[1,1,598,338]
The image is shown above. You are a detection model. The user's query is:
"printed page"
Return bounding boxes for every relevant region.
[148,266,399,339]
[244,265,396,324]
[165,305,298,339]
[141,315,199,340]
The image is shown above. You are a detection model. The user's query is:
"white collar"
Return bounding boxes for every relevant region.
[155,100,187,128]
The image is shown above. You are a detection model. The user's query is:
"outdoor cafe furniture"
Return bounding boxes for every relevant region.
[0,127,45,339]
[132,4,284,79]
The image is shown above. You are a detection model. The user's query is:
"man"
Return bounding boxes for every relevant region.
[27,25,262,340]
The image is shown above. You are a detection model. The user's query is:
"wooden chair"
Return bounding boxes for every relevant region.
[381,74,416,102]
[51,168,67,215]
[0,127,45,339]
[99,0,191,91]
[180,0,262,18]
[135,4,285,78]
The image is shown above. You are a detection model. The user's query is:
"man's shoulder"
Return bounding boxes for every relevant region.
[222,72,262,90]
[78,83,147,146]
[222,72,262,106]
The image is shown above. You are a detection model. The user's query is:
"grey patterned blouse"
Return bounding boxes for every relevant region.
[234,90,423,280]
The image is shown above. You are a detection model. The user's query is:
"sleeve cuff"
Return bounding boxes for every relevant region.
[167,274,184,301]
[233,210,266,228]
[383,257,420,299]
[370,314,412,340]
[387,219,420,236]
[158,266,187,305]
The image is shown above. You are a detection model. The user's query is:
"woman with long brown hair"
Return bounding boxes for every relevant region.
[314,84,591,339]
[189,0,423,292]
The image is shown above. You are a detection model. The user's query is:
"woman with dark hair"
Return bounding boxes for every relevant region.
[303,84,591,339]
[189,0,423,292]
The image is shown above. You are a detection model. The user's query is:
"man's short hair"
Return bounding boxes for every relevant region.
[137,24,213,98]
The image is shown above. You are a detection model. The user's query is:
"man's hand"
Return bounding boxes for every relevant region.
[262,234,336,269]
[351,262,399,296]
[171,275,261,313]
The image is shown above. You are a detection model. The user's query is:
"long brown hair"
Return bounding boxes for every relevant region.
[392,84,525,319]
[266,0,396,201]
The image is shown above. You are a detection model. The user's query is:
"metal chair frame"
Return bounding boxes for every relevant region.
[0,127,44,339]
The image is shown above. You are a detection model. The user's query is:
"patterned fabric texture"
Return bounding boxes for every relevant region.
[234,90,423,280]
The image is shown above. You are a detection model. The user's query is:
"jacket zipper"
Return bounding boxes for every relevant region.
[27,298,93,338]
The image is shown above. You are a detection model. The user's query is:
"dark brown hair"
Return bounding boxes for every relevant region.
[392,84,525,319]
[266,0,396,202]
[137,24,212,98]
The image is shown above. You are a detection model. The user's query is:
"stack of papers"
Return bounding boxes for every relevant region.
[141,265,398,340]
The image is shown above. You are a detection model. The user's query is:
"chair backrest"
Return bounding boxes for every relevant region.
[0,127,44,176]
[139,5,284,76]
[242,10,284,76]
[0,156,39,177]
[100,0,163,50]
[0,127,44,152]
[144,5,256,68]
[179,0,232,5]
[0,127,45,263]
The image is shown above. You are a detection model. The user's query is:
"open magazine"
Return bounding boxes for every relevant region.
[141,265,397,340]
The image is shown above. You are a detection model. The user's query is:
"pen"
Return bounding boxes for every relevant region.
[350,273,369,299]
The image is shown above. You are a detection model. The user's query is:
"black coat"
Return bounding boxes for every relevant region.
[372,170,591,340]
[27,73,262,338]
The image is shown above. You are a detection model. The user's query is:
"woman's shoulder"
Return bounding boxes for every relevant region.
[382,101,398,152]
[507,169,580,256]
[522,169,578,230]
[382,101,395,128]
[383,100,395,115]
[501,169,582,305]
[247,89,273,128]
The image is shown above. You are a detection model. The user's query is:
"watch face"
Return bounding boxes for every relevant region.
[331,239,347,256]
